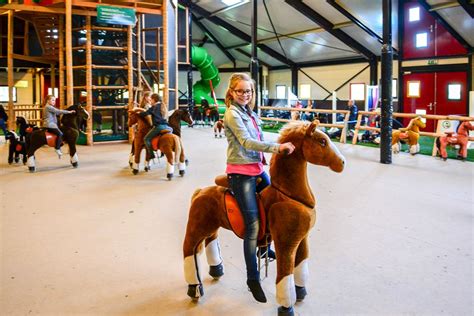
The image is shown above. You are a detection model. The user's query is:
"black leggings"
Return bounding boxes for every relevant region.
[47,128,63,149]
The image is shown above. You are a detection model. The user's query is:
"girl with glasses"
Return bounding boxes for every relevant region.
[223,73,295,303]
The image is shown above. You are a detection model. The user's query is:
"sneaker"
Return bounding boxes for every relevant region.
[246,279,267,303]
[55,149,63,158]
[258,247,276,260]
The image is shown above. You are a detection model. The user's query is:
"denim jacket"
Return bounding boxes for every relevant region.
[224,103,279,164]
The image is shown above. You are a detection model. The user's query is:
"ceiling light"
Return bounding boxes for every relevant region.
[222,0,243,6]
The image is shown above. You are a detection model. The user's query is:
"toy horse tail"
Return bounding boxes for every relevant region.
[174,135,182,164]
[435,137,441,152]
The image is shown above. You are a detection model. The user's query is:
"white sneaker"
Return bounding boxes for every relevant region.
[55,149,63,159]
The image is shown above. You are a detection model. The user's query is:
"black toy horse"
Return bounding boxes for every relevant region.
[6,131,27,165]
[15,116,37,142]
[26,104,89,172]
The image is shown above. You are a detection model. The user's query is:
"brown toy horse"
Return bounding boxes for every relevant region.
[183,120,345,316]
[436,120,474,161]
[392,116,426,155]
[128,111,186,179]
[168,108,194,138]
[25,104,89,172]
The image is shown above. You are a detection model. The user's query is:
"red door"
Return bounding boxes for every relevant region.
[403,71,468,132]
[403,2,435,59]
[435,72,467,116]
[403,72,435,131]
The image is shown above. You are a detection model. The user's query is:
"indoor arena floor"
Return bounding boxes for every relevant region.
[0,126,472,316]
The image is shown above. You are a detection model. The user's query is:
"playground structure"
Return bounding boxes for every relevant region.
[1,0,186,145]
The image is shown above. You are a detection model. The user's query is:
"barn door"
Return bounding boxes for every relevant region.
[403,72,436,131]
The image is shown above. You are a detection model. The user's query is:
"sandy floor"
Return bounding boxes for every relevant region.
[0,127,472,315]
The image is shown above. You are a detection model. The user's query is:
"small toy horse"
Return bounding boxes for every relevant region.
[128,111,186,179]
[213,119,224,138]
[6,131,27,165]
[15,116,37,142]
[25,104,89,172]
[183,120,345,316]
[168,108,194,138]
[392,116,426,155]
[436,120,474,161]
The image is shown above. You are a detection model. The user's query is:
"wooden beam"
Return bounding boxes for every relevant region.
[86,15,93,145]
[7,9,14,130]
[127,25,134,107]
[10,54,56,64]
[66,0,73,106]
[1,4,97,16]
[71,1,162,15]
[59,15,65,109]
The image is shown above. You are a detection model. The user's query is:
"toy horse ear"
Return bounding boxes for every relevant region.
[306,119,320,136]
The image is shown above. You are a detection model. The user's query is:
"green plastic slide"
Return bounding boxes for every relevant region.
[191,46,222,107]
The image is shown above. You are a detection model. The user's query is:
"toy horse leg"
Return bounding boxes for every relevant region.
[68,142,79,168]
[26,141,42,172]
[391,131,400,154]
[439,136,449,160]
[129,141,135,168]
[205,232,224,280]
[408,132,419,155]
[178,139,186,176]
[294,237,309,302]
[162,145,175,180]
[458,140,468,160]
[269,202,313,316]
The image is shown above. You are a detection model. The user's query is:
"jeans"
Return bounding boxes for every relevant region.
[0,118,7,137]
[228,171,270,280]
[144,124,173,156]
[46,127,63,149]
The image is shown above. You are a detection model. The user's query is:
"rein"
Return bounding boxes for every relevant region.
[270,182,315,209]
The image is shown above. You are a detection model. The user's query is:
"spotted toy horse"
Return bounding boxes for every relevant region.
[15,116,37,142]
[183,120,345,316]
[392,116,426,155]
[436,120,474,161]
[25,104,89,172]
[128,111,186,179]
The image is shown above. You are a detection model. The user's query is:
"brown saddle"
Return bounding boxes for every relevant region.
[45,131,57,148]
[216,175,267,242]
[151,130,172,151]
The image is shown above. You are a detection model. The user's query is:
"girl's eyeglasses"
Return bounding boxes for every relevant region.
[233,89,253,96]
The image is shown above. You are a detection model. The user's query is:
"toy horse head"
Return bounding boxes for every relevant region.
[5,130,18,141]
[277,120,345,173]
[15,116,28,126]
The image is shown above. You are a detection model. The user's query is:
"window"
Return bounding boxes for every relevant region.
[415,109,427,123]
[276,85,286,99]
[409,7,420,22]
[447,84,461,100]
[0,87,17,102]
[350,83,365,101]
[392,79,398,99]
[415,32,428,48]
[299,84,311,99]
[407,81,420,97]
[48,87,59,98]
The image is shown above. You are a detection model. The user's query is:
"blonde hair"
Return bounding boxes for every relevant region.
[139,91,152,108]
[43,95,55,107]
[224,73,255,110]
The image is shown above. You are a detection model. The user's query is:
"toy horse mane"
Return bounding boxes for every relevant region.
[270,120,320,208]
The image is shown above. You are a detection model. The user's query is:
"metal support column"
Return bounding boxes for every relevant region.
[291,66,298,97]
[380,0,393,164]
[187,8,194,111]
[250,0,260,111]
[369,58,378,86]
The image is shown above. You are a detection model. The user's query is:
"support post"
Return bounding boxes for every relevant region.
[7,9,14,130]
[85,15,93,145]
[380,0,393,164]
[59,16,65,109]
[250,0,259,111]
[65,0,73,106]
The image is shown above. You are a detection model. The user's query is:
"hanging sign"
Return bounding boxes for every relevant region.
[97,5,137,26]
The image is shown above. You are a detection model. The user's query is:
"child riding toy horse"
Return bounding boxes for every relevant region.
[128,111,186,179]
[25,104,89,172]
[392,116,425,155]
[436,120,474,161]
[183,120,345,316]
